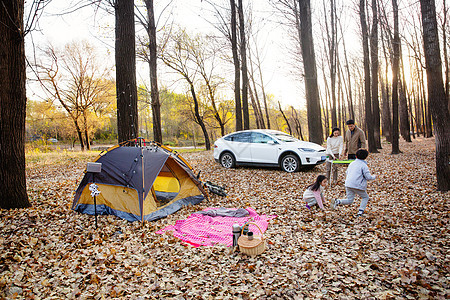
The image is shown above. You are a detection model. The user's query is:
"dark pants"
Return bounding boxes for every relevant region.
[348,154,356,160]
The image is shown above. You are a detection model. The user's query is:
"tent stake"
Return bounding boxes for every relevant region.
[86,162,102,229]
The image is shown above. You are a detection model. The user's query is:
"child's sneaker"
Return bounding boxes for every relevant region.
[305,204,311,210]
[356,210,364,218]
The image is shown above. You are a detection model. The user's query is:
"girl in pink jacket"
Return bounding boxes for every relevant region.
[302,175,328,210]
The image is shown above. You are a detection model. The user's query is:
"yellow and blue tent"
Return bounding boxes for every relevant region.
[72,140,207,222]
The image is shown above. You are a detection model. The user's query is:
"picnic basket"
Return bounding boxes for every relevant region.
[238,222,266,256]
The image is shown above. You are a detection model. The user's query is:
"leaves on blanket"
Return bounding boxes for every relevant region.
[0,138,448,298]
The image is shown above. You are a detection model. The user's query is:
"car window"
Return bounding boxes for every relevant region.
[271,132,298,142]
[224,132,252,143]
[251,132,275,144]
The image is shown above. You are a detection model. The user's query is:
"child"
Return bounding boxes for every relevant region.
[303,175,328,210]
[331,149,376,217]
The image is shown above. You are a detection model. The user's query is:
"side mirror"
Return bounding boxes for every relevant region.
[267,140,276,145]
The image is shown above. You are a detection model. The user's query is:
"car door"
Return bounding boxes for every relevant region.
[250,132,279,164]
[224,132,253,162]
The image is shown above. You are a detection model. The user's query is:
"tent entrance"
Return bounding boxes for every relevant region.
[153,164,180,207]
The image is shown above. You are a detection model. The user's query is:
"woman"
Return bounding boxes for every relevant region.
[326,127,344,183]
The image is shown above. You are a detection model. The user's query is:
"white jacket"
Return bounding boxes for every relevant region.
[345,159,376,190]
[326,136,344,158]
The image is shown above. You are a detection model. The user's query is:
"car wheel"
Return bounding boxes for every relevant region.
[220,152,235,169]
[281,154,300,172]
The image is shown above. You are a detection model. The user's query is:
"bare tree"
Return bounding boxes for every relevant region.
[238,0,250,129]
[160,30,211,150]
[370,0,382,149]
[391,0,401,154]
[143,0,162,143]
[278,102,292,134]
[420,0,450,191]
[360,0,378,153]
[38,42,113,151]
[298,0,323,144]
[230,0,242,131]
[291,106,305,140]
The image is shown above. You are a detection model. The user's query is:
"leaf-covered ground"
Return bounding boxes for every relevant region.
[1,138,449,299]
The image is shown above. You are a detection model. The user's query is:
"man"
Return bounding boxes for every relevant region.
[342,120,366,160]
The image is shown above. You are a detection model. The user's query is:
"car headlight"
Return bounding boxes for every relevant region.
[299,148,316,152]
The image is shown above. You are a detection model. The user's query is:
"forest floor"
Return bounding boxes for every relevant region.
[1,137,449,299]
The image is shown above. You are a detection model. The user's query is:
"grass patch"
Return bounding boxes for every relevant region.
[26,149,100,168]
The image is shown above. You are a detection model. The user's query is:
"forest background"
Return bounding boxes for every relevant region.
[24,0,448,149]
[1,0,449,211]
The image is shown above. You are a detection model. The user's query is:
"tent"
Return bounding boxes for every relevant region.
[72,139,208,222]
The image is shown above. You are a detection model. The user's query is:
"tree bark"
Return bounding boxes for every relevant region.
[391,0,400,154]
[420,0,450,191]
[370,0,382,149]
[238,0,249,130]
[115,0,138,143]
[360,0,378,153]
[144,0,162,143]
[298,0,323,144]
[230,0,242,131]
[442,0,450,111]
[0,0,30,209]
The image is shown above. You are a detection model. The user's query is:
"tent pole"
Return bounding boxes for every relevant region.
[93,173,98,229]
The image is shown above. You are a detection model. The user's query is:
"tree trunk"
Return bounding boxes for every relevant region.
[116,0,138,143]
[442,0,450,111]
[380,76,392,142]
[360,0,378,153]
[339,14,355,121]
[328,0,338,128]
[370,0,382,149]
[0,0,30,209]
[188,81,211,150]
[249,85,262,129]
[391,0,400,154]
[230,0,242,131]
[298,0,323,144]
[420,0,450,191]
[144,0,162,143]
[291,106,305,140]
[238,0,249,130]
[247,55,266,129]
[399,79,412,142]
[278,102,292,135]
[340,19,355,120]
[83,112,91,150]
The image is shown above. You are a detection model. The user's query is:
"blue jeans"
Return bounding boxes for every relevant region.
[338,187,370,212]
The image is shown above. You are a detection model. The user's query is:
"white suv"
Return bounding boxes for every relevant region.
[213,129,327,172]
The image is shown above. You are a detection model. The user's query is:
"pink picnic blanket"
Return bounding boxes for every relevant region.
[156,207,276,247]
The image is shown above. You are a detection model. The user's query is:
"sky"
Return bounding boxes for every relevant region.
[25,0,307,108]
[25,0,375,109]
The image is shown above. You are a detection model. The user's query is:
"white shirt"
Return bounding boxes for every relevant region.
[326,136,344,158]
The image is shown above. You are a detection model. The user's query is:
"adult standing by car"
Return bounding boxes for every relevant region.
[342,120,366,160]
[326,127,344,182]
